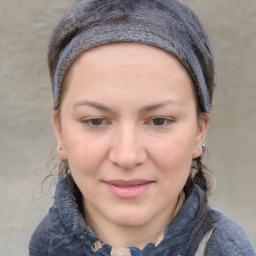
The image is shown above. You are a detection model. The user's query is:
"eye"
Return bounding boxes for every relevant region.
[149,117,173,127]
[82,118,107,127]
[152,118,166,126]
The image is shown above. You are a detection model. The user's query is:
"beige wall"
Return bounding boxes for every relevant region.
[0,1,255,255]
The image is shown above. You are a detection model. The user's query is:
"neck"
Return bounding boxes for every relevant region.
[83,192,185,250]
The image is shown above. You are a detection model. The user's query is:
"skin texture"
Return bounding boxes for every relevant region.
[52,43,210,249]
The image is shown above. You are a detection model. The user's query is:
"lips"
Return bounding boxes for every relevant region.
[104,180,154,199]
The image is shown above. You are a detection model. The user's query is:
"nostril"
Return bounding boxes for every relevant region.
[108,146,147,169]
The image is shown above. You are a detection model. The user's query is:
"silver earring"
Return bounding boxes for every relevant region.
[57,145,62,151]
[202,143,206,150]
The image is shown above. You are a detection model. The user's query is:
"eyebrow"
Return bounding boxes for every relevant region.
[73,99,178,113]
[139,102,171,113]
[73,100,113,112]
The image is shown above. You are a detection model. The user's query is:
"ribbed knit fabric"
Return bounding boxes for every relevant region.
[48,0,214,113]
[29,176,256,255]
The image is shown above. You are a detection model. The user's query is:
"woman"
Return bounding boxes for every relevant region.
[29,0,256,255]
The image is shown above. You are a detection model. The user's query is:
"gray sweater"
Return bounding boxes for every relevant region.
[29,176,256,255]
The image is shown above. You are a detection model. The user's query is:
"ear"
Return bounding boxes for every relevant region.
[51,110,68,159]
[192,112,210,159]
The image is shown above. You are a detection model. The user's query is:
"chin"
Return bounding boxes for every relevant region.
[106,208,153,227]
[113,217,149,227]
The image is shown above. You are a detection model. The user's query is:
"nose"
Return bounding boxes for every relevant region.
[108,124,147,170]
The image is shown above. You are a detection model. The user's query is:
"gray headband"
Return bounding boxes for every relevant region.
[50,0,214,113]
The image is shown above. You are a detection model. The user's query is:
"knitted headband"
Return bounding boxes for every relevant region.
[49,0,214,113]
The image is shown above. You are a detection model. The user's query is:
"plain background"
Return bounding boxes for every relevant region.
[0,0,255,255]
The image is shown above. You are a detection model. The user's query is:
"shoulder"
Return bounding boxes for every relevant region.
[205,209,256,256]
[29,205,76,255]
[29,205,85,256]
[29,206,59,256]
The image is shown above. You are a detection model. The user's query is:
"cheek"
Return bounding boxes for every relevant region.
[150,136,194,177]
[156,139,193,197]
[63,133,109,176]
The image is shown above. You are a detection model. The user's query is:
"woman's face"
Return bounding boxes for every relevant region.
[52,43,209,229]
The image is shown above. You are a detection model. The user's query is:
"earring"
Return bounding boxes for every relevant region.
[57,145,62,151]
[202,143,206,150]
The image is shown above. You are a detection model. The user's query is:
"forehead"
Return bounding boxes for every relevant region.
[63,43,197,109]
[68,42,192,84]
[76,43,182,67]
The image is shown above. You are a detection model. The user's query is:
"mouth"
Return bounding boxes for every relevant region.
[104,180,154,199]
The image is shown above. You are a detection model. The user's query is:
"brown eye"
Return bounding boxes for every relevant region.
[82,118,107,127]
[152,118,166,126]
[90,118,104,126]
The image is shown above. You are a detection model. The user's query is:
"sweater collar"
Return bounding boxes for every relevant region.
[54,175,98,243]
